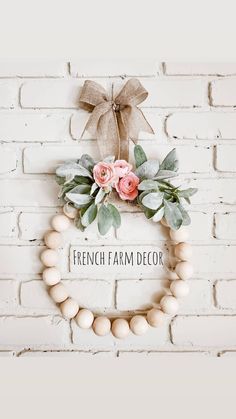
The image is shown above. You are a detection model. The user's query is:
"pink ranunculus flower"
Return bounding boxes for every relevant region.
[93,162,117,189]
[115,172,139,201]
[114,160,132,178]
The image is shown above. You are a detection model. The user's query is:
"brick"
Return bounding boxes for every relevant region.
[190,178,236,204]
[72,319,169,350]
[215,280,236,309]
[70,59,157,77]
[0,316,70,346]
[215,213,236,240]
[19,350,114,357]
[23,143,100,174]
[0,61,67,77]
[211,78,236,106]
[0,246,43,274]
[165,63,236,75]
[139,79,206,107]
[216,145,236,172]
[118,351,210,358]
[0,210,17,238]
[116,279,211,313]
[0,81,17,108]
[70,110,162,141]
[166,112,236,140]
[0,281,18,309]
[193,245,236,275]
[21,280,113,310]
[172,316,236,347]
[0,145,17,173]
[20,79,109,108]
[0,179,58,206]
[0,112,70,142]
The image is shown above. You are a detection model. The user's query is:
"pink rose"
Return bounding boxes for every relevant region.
[114,160,132,178]
[115,172,139,201]
[93,162,116,189]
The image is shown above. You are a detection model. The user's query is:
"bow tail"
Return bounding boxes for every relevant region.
[120,106,154,145]
[97,109,121,160]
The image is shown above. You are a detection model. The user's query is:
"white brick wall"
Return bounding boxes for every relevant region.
[0,61,236,356]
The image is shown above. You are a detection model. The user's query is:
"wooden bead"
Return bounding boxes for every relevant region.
[130,315,148,336]
[170,280,189,298]
[161,218,169,227]
[175,261,193,280]
[60,298,79,319]
[51,214,70,232]
[42,267,61,286]
[175,242,192,261]
[63,203,77,219]
[93,316,111,336]
[160,295,179,315]
[49,283,68,303]
[75,309,94,329]
[170,227,189,242]
[167,269,179,280]
[147,308,165,327]
[44,230,62,249]
[111,319,130,339]
[41,249,58,267]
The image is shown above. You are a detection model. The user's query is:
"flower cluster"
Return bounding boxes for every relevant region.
[93,160,139,201]
[56,146,197,235]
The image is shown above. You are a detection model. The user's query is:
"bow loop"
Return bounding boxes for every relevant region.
[79,78,154,160]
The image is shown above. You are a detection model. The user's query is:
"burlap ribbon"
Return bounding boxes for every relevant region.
[79,78,154,161]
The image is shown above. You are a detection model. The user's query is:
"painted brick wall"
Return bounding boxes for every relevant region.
[0,61,236,358]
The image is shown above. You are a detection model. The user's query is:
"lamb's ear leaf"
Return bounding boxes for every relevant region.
[159,148,179,172]
[138,179,159,191]
[134,145,147,168]
[177,204,191,226]
[107,204,121,229]
[81,203,98,227]
[152,206,165,223]
[98,204,113,235]
[142,191,163,210]
[78,154,95,172]
[95,188,106,205]
[164,200,183,230]
[178,188,198,198]
[135,160,159,180]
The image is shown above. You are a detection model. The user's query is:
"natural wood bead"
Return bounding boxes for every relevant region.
[49,283,68,303]
[175,242,192,261]
[44,230,62,249]
[167,269,179,280]
[175,261,193,280]
[170,280,190,298]
[63,203,77,219]
[161,218,169,227]
[130,315,148,336]
[111,319,130,339]
[170,227,189,242]
[51,214,70,232]
[40,249,58,267]
[42,267,61,286]
[160,295,179,315]
[60,298,79,319]
[75,309,94,329]
[147,308,165,327]
[93,316,111,336]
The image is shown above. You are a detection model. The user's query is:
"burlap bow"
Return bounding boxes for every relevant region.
[79,78,154,161]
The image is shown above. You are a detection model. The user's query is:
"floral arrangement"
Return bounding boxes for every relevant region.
[56,146,197,235]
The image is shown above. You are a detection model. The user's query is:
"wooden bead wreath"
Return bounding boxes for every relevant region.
[40,146,197,339]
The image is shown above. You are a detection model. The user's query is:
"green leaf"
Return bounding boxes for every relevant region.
[98,204,113,235]
[78,154,95,172]
[66,191,93,208]
[56,161,93,180]
[144,208,156,219]
[177,204,191,226]
[142,192,163,210]
[159,149,179,172]
[74,215,85,232]
[178,188,198,198]
[81,203,98,227]
[107,204,121,229]
[154,170,177,180]
[74,176,92,185]
[90,183,99,195]
[152,206,165,222]
[95,188,106,205]
[164,200,183,230]
[68,185,91,195]
[134,145,147,168]
[138,179,159,191]
[135,160,159,180]
[103,155,115,163]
